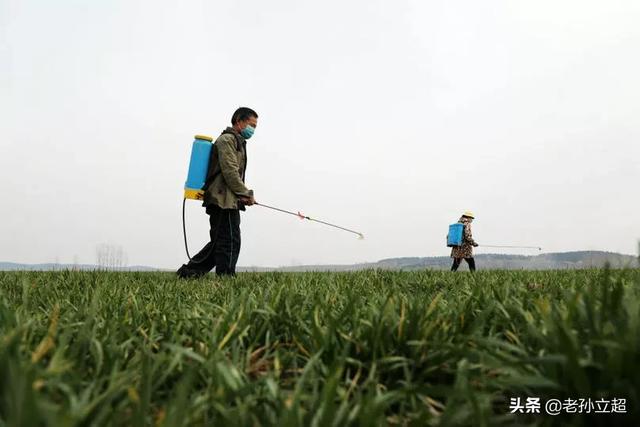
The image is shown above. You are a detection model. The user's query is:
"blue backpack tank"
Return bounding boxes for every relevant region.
[447,223,464,247]
[184,135,214,200]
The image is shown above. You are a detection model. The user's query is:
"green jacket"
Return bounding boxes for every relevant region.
[202,127,253,210]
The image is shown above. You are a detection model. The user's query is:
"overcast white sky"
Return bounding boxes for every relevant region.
[1,0,639,268]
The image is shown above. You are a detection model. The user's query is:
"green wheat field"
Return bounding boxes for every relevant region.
[1,269,639,426]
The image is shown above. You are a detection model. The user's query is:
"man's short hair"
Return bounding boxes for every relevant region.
[232,107,258,125]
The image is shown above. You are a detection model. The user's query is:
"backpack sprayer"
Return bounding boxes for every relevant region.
[182,135,214,259]
[182,134,364,259]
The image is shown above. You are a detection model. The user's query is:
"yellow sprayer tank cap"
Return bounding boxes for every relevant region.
[194,135,213,142]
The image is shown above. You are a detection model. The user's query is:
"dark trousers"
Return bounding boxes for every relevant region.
[177,205,241,278]
[451,257,476,272]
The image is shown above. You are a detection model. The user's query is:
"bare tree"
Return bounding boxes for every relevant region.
[95,243,128,270]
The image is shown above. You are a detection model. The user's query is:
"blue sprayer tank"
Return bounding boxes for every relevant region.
[184,134,214,200]
[447,223,464,247]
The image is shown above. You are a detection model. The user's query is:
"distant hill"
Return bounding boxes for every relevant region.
[2,251,638,272]
[251,251,639,272]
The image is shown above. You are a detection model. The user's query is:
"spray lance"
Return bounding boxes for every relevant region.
[478,245,542,251]
[182,135,364,259]
[254,202,365,239]
[447,222,541,251]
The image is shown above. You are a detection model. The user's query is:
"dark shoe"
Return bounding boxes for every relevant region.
[176,264,204,279]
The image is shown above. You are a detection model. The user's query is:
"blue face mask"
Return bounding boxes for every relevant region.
[241,125,255,139]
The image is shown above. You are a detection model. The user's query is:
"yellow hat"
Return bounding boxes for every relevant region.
[462,211,475,218]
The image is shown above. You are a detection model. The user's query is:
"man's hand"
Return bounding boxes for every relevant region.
[239,196,256,206]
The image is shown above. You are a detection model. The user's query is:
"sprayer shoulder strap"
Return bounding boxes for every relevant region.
[215,130,247,180]
[220,130,243,151]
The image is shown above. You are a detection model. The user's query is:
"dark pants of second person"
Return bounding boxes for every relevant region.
[451,257,476,272]
[177,205,241,278]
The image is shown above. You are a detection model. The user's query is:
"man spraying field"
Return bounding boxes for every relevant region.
[177,107,258,278]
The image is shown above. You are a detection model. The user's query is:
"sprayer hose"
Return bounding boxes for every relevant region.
[182,198,191,260]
